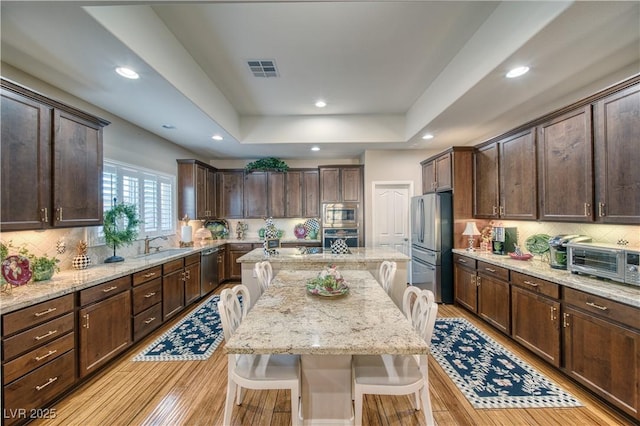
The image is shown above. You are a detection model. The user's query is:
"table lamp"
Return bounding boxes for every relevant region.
[462,221,481,251]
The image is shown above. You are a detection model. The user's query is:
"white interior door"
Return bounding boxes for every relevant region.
[372,182,411,256]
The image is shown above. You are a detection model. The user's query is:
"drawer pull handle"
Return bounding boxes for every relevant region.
[34,307,57,317]
[485,267,496,273]
[549,306,557,321]
[83,314,90,329]
[102,286,118,293]
[144,317,157,324]
[143,272,157,278]
[584,202,591,217]
[598,202,605,217]
[56,207,63,221]
[586,301,608,311]
[35,377,58,391]
[144,292,157,298]
[34,330,58,341]
[476,276,481,286]
[563,313,570,328]
[523,280,539,287]
[35,350,58,362]
[41,207,48,222]
[458,259,467,263]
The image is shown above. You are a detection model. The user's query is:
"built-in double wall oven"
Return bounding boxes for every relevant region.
[321,203,360,249]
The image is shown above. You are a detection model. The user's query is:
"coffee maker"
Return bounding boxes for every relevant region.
[548,235,592,269]
[492,226,517,255]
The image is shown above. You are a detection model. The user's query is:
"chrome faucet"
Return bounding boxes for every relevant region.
[144,235,168,254]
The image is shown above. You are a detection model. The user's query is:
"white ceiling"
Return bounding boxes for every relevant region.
[1,1,639,160]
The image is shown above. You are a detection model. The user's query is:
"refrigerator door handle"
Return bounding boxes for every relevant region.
[420,198,425,243]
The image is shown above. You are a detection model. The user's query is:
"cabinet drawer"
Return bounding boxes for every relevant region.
[3,332,74,385]
[163,258,184,274]
[228,243,253,251]
[511,271,560,299]
[2,294,74,336]
[80,275,131,306]
[3,313,74,361]
[564,287,640,330]
[133,266,162,286]
[477,261,509,281]
[185,253,200,266]
[133,303,162,342]
[132,278,162,315]
[453,254,476,270]
[3,350,75,422]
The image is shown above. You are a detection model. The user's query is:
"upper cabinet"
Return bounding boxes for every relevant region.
[244,169,320,218]
[1,79,109,231]
[243,172,268,218]
[177,160,217,221]
[593,84,640,224]
[537,106,594,222]
[218,170,244,219]
[319,165,363,203]
[422,152,452,193]
[474,129,537,220]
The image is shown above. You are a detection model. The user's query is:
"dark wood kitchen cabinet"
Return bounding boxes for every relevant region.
[177,159,217,220]
[244,172,268,218]
[510,272,561,367]
[283,169,320,218]
[476,261,510,335]
[319,165,363,203]
[1,79,109,231]
[474,129,537,220]
[218,170,244,218]
[184,253,201,305]
[563,288,640,420]
[163,258,186,321]
[422,152,452,193]
[269,172,287,217]
[217,245,228,283]
[78,276,132,378]
[537,106,594,222]
[228,243,259,280]
[132,266,163,342]
[593,83,640,224]
[303,170,320,217]
[453,254,478,313]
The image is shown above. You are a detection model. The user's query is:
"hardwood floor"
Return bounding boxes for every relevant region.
[33,284,634,426]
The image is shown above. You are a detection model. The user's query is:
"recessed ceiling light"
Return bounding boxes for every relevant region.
[506,66,529,78]
[315,100,327,108]
[212,134,223,141]
[311,146,320,151]
[115,67,139,79]
[422,133,434,140]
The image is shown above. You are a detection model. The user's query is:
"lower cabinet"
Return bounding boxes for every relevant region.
[217,246,228,284]
[563,288,640,420]
[453,254,478,312]
[228,243,260,280]
[132,266,163,342]
[184,254,201,305]
[163,258,186,321]
[476,261,510,334]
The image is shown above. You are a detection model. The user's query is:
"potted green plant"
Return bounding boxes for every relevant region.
[244,157,289,173]
[103,200,141,263]
[29,253,60,282]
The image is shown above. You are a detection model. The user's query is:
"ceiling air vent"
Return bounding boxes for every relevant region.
[247,59,279,78]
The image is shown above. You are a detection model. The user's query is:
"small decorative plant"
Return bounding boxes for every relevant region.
[103,200,141,263]
[1,241,60,282]
[244,157,289,173]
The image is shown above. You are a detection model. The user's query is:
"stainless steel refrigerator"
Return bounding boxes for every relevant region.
[410,192,453,303]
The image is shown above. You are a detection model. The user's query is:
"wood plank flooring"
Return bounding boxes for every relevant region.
[32,284,634,426]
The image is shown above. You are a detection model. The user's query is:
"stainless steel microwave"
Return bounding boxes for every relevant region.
[322,203,358,228]
[567,242,640,286]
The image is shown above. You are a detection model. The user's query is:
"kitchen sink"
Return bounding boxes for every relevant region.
[134,248,193,259]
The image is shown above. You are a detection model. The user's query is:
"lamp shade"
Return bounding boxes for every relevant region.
[462,221,481,236]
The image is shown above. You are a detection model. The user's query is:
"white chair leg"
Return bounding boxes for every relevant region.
[420,385,435,426]
[290,385,300,426]
[236,386,244,405]
[224,379,237,425]
[354,388,364,426]
[414,390,420,410]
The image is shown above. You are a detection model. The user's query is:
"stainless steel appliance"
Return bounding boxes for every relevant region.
[492,227,517,255]
[200,247,219,296]
[548,235,591,269]
[322,203,358,228]
[567,242,640,286]
[410,192,453,303]
[323,228,359,249]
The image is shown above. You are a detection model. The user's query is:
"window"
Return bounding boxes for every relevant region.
[91,160,175,245]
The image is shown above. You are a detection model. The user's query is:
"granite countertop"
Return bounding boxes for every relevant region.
[224,269,428,356]
[237,247,411,264]
[452,249,640,308]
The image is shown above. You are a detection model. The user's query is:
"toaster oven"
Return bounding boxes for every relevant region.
[567,242,640,286]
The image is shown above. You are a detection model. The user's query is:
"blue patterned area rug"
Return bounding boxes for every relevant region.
[133,294,224,362]
[431,318,582,409]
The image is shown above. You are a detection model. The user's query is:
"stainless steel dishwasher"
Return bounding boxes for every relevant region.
[200,247,219,296]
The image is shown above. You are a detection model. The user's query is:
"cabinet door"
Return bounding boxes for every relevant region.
[163,269,185,321]
[435,153,452,191]
[228,244,252,280]
[196,165,208,219]
[53,109,103,227]
[341,167,362,202]
[184,262,201,305]
[269,172,287,217]
[285,171,303,217]
[206,167,217,218]
[303,170,320,217]
[499,129,537,220]
[511,286,561,367]
[473,144,499,218]
[477,274,510,334]
[594,84,640,224]
[78,291,131,378]
[1,88,52,230]
[218,171,244,218]
[537,107,593,222]
[217,247,228,284]
[453,263,477,313]
[422,161,435,194]
[563,306,639,418]
[244,172,268,218]
[320,168,340,202]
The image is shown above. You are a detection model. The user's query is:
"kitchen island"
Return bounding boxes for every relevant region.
[236,247,410,308]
